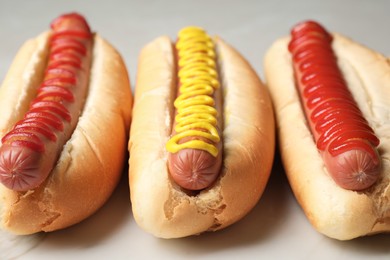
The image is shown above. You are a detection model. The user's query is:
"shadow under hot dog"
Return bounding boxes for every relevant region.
[328,233,390,255]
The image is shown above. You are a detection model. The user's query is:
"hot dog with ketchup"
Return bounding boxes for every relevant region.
[0,14,93,191]
[0,13,132,234]
[129,27,275,238]
[265,20,390,240]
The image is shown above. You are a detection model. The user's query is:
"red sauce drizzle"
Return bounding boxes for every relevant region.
[288,21,379,158]
[1,14,92,152]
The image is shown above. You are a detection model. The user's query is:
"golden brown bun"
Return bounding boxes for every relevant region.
[0,32,133,235]
[128,36,275,238]
[264,33,390,240]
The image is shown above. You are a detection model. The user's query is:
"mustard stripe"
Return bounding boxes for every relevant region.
[167,131,219,157]
[166,26,220,157]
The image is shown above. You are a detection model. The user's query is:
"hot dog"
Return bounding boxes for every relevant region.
[264,20,390,240]
[128,26,275,238]
[0,13,132,234]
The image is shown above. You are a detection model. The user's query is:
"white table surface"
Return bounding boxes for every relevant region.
[0,0,389,259]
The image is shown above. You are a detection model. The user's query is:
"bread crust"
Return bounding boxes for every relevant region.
[128,36,274,238]
[264,34,390,240]
[0,32,133,234]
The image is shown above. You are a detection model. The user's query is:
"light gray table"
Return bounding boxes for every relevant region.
[1,1,389,259]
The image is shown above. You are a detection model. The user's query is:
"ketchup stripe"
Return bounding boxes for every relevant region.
[50,51,81,62]
[329,140,379,162]
[47,60,82,69]
[0,14,91,152]
[51,30,91,40]
[1,132,42,144]
[30,101,71,121]
[24,111,64,130]
[303,81,348,96]
[310,100,361,122]
[22,117,64,131]
[11,126,56,141]
[9,140,45,153]
[29,106,71,122]
[315,116,370,134]
[50,39,87,55]
[289,21,380,157]
[317,121,375,150]
[37,86,75,102]
[45,67,75,79]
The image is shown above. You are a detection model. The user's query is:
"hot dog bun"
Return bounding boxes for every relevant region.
[128,35,275,238]
[264,33,390,240]
[0,31,132,234]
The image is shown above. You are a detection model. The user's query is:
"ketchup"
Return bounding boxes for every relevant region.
[1,13,92,152]
[288,21,379,158]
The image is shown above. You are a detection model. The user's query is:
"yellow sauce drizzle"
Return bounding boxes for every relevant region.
[166,26,220,157]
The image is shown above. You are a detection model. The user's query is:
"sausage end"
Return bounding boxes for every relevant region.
[168,149,221,191]
[323,148,381,191]
[0,144,46,191]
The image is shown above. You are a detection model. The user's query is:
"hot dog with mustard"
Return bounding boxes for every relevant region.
[129,26,275,238]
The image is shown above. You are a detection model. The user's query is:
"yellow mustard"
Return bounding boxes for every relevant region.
[166,26,220,157]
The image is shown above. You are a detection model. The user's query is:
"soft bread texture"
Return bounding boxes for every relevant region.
[129,36,274,238]
[264,34,390,240]
[0,32,132,234]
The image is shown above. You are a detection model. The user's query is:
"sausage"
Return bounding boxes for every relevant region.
[0,13,92,191]
[166,27,223,190]
[288,21,381,190]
